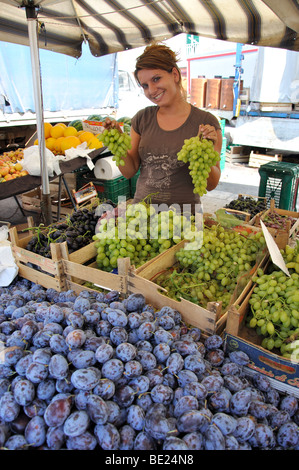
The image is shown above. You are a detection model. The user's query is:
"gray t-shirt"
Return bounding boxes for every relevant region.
[131,104,220,211]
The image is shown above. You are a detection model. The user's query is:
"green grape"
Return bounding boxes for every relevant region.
[98,128,131,166]
[177,136,220,196]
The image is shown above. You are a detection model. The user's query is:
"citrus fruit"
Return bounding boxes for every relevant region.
[63,126,78,137]
[60,136,81,154]
[54,136,65,154]
[50,124,65,139]
[44,122,53,139]
[46,137,57,151]
[88,136,104,150]
[79,131,94,143]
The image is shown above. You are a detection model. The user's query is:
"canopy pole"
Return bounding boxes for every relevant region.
[26,5,53,225]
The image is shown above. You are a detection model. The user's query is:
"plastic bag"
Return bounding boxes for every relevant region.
[21,145,61,177]
[0,226,18,287]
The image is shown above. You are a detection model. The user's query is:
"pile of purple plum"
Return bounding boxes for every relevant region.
[0,277,298,450]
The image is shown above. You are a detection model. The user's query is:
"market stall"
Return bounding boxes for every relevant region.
[1,0,299,454]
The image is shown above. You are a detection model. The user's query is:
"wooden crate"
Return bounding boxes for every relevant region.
[225,285,299,398]
[21,187,73,218]
[60,241,128,296]
[248,151,283,168]
[9,225,67,292]
[128,238,267,336]
[226,146,250,164]
[9,223,130,295]
[251,199,299,248]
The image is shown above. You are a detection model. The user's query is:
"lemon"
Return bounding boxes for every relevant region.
[50,124,65,139]
[64,126,78,137]
[79,131,94,143]
[61,136,81,154]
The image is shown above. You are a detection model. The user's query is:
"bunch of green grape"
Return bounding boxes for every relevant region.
[93,202,195,272]
[155,224,266,311]
[98,128,131,166]
[246,243,299,359]
[177,136,220,196]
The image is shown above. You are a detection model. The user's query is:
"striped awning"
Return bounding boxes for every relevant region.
[0,0,299,58]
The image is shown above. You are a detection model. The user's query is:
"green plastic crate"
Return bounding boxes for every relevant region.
[220,119,225,136]
[258,161,299,211]
[81,174,131,204]
[220,137,227,171]
[129,169,140,198]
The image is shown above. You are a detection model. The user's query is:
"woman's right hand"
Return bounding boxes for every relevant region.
[103,116,123,133]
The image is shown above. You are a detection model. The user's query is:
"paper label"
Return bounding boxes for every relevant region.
[260,220,290,276]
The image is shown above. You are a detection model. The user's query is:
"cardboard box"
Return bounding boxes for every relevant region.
[225,289,299,398]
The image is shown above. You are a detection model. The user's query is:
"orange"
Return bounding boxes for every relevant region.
[60,136,81,154]
[79,131,94,143]
[54,136,65,154]
[44,122,52,139]
[50,124,65,139]
[63,126,78,137]
[46,137,57,151]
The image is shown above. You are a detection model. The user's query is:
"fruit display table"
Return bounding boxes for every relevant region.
[0,147,106,201]
[0,147,107,219]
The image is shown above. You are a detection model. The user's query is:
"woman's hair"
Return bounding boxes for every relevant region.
[134,42,183,88]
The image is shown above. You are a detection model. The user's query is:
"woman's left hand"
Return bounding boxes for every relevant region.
[198,124,218,144]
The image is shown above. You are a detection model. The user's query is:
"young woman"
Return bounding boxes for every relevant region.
[105,42,222,212]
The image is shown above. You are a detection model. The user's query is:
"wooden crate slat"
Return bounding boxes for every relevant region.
[12,246,59,275]
[128,271,218,335]
[68,241,98,264]
[62,259,127,294]
[16,263,65,291]
[249,151,283,168]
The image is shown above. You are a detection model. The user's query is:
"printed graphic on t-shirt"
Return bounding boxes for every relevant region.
[143,150,185,189]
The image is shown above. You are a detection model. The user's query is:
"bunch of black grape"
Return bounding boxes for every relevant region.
[98,128,131,166]
[225,195,267,218]
[25,206,100,257]
[177,136,220,196]
[0,277,299,450]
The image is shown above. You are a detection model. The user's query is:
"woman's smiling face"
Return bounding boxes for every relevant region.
[137,67,180,106]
